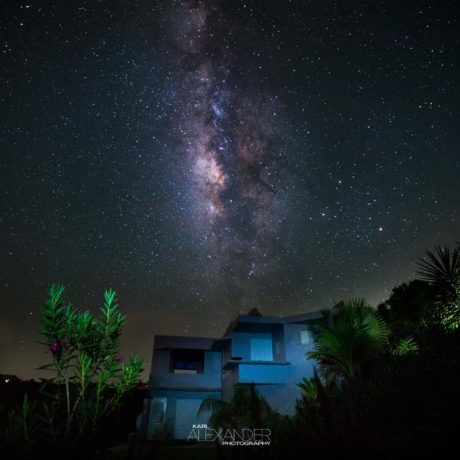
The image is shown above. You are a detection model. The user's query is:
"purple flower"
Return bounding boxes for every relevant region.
[49,337,68,354]
[49,341,59,354]
[117,354,126,364]
[77,307,85,314]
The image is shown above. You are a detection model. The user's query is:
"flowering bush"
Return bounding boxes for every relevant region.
[6,284,144,457]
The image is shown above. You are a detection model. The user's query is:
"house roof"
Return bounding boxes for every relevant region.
[222,309,324,337]
[152,309,327,348]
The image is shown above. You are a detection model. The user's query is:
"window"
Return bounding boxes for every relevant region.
[149,397,168,439]
[250,338,273,361]
[170,349,204,374]
[151,397,167,424]
[300,330,310,344]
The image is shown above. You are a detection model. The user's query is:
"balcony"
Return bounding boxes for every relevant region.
[224,360,290,384]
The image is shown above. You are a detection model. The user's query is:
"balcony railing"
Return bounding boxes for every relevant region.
[225,360,290,384]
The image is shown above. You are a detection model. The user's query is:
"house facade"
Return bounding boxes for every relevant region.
[141,308,323,441]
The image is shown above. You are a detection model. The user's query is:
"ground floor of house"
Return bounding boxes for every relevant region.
[141,382,303,441]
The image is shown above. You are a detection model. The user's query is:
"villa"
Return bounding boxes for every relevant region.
[141,307,324,440]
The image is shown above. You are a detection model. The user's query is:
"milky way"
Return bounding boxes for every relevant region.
[166,0,296,306]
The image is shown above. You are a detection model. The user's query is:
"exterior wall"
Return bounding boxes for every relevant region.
[254,384,290,413]
[223,339,232,364]
[232,323,316,415]
[150,350,221,392]
[278,323,316,414]
[273,325,286,361]
[222,367,238,402]
[238,363,289,384]
[147,336,223,440]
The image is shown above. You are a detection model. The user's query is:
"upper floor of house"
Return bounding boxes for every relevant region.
[149,308,325,392]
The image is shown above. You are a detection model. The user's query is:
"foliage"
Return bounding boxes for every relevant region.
[5,394,40,454]
[278,330,460,459]
[307,299,391,383]
[417,243,460,330]
[377,279,437,339]
[4,284,144,459]
[417,244,460,299]
[279,243,460,458]
[391,336,418,356]
[198,383,277,432]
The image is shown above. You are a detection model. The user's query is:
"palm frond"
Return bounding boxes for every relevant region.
[417,244,460,293]
[197,398,224,417]
[307,299,390,382]
[392,336,419,356]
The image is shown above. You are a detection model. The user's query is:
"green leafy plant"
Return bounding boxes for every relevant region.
[12,283,145,455]
[391,336,419,356]
[6,394,40,453]
[307,299,391,383]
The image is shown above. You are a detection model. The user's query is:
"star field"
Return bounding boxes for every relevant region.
[1,0,459,378]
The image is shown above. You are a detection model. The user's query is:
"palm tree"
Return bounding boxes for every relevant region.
[307,299,390,384]
[417,244,460,302]
[417,243,460,329]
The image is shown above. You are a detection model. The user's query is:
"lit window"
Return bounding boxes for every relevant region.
[250,338,273,361]
[300,330,310,344]
[170,349,204,374]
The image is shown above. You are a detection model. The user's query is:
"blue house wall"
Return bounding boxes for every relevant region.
[255,323,316,413]
[150,350,221,390]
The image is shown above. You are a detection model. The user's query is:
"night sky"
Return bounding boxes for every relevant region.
[1,0,459,379]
